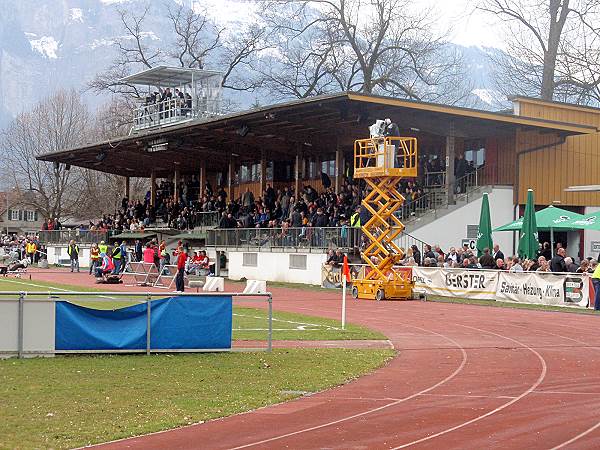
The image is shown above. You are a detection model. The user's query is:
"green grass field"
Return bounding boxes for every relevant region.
[0,349,394,449]
[0,276,393,448]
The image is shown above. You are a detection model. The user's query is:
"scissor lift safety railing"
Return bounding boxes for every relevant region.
[352,136,417,301]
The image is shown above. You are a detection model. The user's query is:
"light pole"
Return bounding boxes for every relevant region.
[5,190,8,237]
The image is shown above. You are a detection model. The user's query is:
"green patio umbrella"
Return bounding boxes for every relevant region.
[494,205,584,231]
[518,189,539,260]
[561,211,600,231]
[476,193,493,257]
[495,205,584,257]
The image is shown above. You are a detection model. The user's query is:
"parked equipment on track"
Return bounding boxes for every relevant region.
[351,124,417,300]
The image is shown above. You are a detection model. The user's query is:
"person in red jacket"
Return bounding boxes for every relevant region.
[175,245,187,292]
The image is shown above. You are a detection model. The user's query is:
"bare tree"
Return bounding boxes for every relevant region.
[479,0,600,102]
[88,5,163,97]
[90,2,265,102]
[72,99,149,220]
[256,0,471,104]
[0,90,89,220]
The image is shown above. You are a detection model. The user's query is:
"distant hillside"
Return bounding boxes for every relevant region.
[0,0,510,129]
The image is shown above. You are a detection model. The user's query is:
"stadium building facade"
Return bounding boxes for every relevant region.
[38,91,600,283]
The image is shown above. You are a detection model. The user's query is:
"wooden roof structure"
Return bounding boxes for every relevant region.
[37,92,598,178]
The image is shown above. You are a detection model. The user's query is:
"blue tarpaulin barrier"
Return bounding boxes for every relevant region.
[55,296,232,351]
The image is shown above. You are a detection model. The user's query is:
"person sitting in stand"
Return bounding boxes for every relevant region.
[188,250,203,275]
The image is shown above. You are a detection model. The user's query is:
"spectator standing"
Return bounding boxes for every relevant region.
[411,245,421,266]
[89,243,100,275]
[175,245,187,292]
[25,239,37,265]
[479,248,496,269]
[564,257,579,273]
[550,247,567,272]
[492,244,504,262]
[67,240,79,273]
[509,256,524,272]
[540,242,552,260]
[135,239,143,262]
[592,261,600,311]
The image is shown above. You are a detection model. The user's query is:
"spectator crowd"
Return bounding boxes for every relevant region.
[396,241,597,274]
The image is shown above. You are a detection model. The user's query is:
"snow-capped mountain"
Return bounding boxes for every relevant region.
[0,0,508,129]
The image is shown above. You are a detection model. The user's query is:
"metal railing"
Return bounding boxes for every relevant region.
[190,211,220,229]
[424,171,446,187]
[1,291,273,358]
[133,98,193,130]
[205,226,430,257]
[38,230,112,244]
[354,136,418,178]
[206,227,362,251]
[398,166,486,225]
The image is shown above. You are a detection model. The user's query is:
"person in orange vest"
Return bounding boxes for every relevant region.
[89,243,100,276]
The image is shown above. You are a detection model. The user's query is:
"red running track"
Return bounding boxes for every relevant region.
[18,270,600,449]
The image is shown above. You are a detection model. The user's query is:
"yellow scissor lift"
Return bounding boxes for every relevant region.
[351,135,418,301]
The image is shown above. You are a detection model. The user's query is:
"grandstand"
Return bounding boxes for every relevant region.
[36,68,600,283]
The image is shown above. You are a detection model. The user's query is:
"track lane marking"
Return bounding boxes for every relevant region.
[391,323,547,449]
[228,324,469,450]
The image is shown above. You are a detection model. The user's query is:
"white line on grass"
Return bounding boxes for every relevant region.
[232,313,340,330]
[0,279,117,300]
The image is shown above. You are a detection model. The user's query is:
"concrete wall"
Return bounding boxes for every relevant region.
[47,245,92,267]
[227,251,327,285]
[584,207,600,260]
[0,299,55,357]
[410,187,516,256]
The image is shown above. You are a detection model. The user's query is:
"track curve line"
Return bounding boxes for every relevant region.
[550,421,600,449]
[391,323,548,449]
[229,324,469,450]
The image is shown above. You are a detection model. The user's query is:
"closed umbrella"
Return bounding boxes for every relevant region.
[476,193,493,257]
[518,189,539,260]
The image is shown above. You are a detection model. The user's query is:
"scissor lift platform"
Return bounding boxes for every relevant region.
[351,136,417,301]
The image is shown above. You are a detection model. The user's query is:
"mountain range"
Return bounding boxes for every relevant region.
[0,0,510,130]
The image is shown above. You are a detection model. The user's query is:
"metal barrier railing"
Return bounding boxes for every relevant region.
[0,291,273,358]
[133,98,193,130]
[354,136,418,178]
[38,230,112,244]
[206,227,362,251]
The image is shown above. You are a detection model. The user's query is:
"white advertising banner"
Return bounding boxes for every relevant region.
[497,272,589,307]
[412,267,590,308]
[412,267,498,300]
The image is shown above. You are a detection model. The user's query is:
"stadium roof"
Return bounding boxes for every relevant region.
[120,66,223,87]
[37,92,598,178]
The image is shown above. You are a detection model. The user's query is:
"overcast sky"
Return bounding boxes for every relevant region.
[197,0,505,49]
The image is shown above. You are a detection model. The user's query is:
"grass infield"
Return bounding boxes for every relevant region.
[0,349,394,449]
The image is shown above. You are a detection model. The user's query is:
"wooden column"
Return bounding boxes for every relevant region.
[150,170,156,207]
[174,169,180,202]
[228,158,235,200]
[260,149,267,195]
[335,141,343,194]
[124,176,130,199]
[199,160,206,201]
[445,128,456,205]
